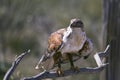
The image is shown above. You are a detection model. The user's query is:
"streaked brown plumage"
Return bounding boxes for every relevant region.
[47,28,66,53]
[35,18,93,75]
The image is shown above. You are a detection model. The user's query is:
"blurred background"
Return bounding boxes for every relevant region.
[0,0,105,80]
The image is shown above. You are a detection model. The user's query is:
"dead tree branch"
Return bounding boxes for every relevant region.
[3,50,30,80]
[21,45,110,80]
[3,45,110,80]
[21,65,107,80]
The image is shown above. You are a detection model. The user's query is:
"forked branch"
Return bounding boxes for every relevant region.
[3,50,30,80]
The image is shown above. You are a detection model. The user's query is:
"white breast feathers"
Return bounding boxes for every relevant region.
[61,28,86,54]
[62,26,72,43]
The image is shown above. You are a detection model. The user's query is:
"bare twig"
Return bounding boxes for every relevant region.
[3,50,30,80]
[94,45,110,67]
[99,45,110,57]
[21,45,110,80]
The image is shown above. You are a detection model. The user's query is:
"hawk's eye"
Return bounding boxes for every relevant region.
[71,23,76,27]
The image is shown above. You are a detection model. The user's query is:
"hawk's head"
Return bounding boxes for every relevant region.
[70,18,84,29]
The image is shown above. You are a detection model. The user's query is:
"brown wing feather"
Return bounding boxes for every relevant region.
[79,38,93,57]
[36,28,66,70]
[47,28,66,53]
